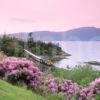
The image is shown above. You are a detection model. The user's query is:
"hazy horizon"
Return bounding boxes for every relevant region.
[0,26,100,35]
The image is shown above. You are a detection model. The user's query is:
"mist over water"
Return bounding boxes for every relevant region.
[54,41,100,69]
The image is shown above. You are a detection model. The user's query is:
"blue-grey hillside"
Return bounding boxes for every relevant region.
[8,27,100,41]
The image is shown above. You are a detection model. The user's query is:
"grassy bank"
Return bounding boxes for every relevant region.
[0,79,45,100]
[0,79,64,100]
[52,65,100,86]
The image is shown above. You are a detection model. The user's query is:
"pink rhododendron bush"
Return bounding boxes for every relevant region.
[44,78,100,100]
[0,57,43,88]
[44,78,80,100]
[79,78,100,100]
[0,57,100,99]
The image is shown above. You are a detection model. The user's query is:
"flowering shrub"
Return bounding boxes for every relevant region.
[45,78,59,93]
[45,77,100,100]
[45,78,80,99]
[0,57,100,99]
[58,80,80,99]
[79,78,100,100]
[0,57,43,88]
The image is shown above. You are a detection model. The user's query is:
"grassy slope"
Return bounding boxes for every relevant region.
[0,79,45,100]
[0,80,64,100]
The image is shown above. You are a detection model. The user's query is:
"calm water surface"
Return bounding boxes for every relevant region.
[54,41,100,70]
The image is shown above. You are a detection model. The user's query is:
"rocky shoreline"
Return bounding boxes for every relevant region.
[51,51,71,61]
[84,61,100,66]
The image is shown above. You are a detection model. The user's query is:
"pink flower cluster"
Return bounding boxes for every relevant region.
[79,78,100,100]
[59,80,80,93]
[0,57,42,88]
[45,78,100,99]
[45,78,80,99]
[45,78,58,93]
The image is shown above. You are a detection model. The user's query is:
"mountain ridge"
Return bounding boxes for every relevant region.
[6,27,100,41]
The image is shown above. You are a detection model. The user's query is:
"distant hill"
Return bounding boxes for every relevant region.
[9,27,100,41]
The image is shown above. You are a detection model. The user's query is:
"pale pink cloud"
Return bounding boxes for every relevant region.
[0,0,100,33]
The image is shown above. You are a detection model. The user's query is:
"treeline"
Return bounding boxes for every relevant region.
[0,33,62,58]
[0,35,24,57]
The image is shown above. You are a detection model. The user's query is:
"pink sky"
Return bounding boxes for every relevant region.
[0,0,100,33]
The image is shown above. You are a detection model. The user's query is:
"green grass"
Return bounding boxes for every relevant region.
[52,65,100,86]
[0,79,64,100]
[0,79,45,100]
[46,93,64,100]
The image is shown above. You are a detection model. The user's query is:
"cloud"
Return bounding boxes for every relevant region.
[11,17,36,23]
